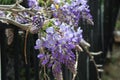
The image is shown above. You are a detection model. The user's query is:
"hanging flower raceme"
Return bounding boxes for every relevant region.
[27,0,92,79]
[34,21,83,79]
[51,0,93,27]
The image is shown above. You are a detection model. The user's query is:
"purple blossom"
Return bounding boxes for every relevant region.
[28,0,40,10]
[16,16,28,24]
[65,58,76,74]
[51,4,56,10]
[37,53,45,59]
[35,22,83,79]
[33,0,92,79]
[34,39,42,49]
[53,19,61,26]
[42,58,49,65]
[51,0,93,26]
[52,61,63,80]
[0,11,5,17]
[46,27,55,34]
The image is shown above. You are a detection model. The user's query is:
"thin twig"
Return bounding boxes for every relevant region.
[72,50,79,80]
[24,29,29,64]
[82,47,101,80]
[44,66,47,80]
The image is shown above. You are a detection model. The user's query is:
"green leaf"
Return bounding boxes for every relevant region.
[66,0,72,4]
[42,20,54,31]
[38,0,45,6]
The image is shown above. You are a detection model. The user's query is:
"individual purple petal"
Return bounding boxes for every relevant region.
[64,28,74,40]
[46,27,54,34]
[37,53,45,59]
[51,4,56,10]
[54,19,61,26]
[42,59,49,65]
[34,39,42,49]
[0,11,5,17]
[48,63,53,68]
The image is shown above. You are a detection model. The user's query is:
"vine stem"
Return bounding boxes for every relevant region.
[24,29,29,64]
[72,50,79,80]
[82,47,101,80]
[43,66,50,80]
[44,66,47,80]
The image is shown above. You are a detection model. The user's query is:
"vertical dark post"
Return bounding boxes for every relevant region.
[89,0,101,80]
[89,0,101,52]
[76,52,88,80]
[100,0,105,55]
[63,66,72,80]
[0,28,7,80]
[33,34,39,80]
[13,27,20,80]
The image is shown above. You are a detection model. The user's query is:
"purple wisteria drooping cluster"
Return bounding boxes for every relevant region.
[27,0,92,80]
[34,22,83,79]
[51,0,93,27]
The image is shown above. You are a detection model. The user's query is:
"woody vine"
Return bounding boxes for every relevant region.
[0,0,102,80]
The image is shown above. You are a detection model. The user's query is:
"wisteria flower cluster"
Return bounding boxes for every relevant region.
[28,0,92,80]
[35,23,83,79]
[0,0,93,80]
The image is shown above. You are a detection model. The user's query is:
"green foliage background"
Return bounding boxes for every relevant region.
[0,0,16,4]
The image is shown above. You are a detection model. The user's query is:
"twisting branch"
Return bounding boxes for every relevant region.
[85,48,101,80]
[0,0,37,32]
[0,17,30,30]
[72,50,79,80]
[79,39,101,80]
[75,39,101,80]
